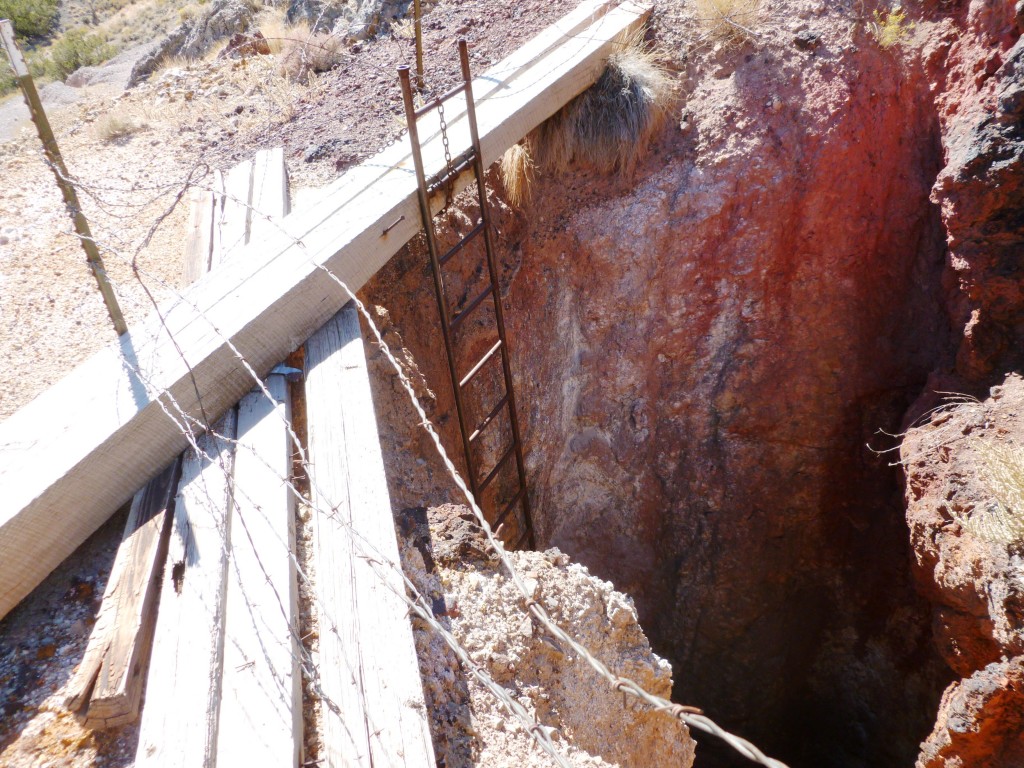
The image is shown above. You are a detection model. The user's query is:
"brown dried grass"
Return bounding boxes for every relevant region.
[277,31,346,84]
[499,142,535,208]
[693,0,762,43]
[501,33,674,205]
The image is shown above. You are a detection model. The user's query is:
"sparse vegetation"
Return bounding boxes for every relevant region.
[0,0,59,39]
[500,33,674,203]
[390,16,416,40]
[94,111,146,142]
[499,142,534,207]
[870,5,914,49]
[692,0,761,43]
[956,443,1024,545]
[0,43,48,97]
[532,34,674,174]
[277,31,346,83]
[42,27,115,80]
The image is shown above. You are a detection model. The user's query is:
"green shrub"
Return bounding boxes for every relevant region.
[42,28,115,80]
[0,0,59,39]
[0,48,46,96]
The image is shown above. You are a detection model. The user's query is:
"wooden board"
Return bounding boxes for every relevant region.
[249,148,290,243]
[135,412,237,768]
[215,373,300,767]
[216,160,254,265]
[63,460,180,717]
[0,1,652,620]
[305,303,435,767]
[84,459,180,728]
[215,149,300,764]
[182,188,215,285]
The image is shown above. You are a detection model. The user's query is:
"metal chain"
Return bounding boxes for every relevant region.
[436,99,456,212]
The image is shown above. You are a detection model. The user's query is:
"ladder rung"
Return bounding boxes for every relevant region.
[469,393,510,444]
[439,221,484,266]
[427,151,475,195]
[494,486,525,529]
[413,81,468,118]
[459,339,502,389]
[479,443,516,493]
[450,283,492,332]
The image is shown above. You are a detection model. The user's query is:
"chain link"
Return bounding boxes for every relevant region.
[436,99,456,213]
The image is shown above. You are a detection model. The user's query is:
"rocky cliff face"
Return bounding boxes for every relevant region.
[362,1,1024,766]
[902,376,1024,767]
[927,0,1024,383]
[900,1,1024,765]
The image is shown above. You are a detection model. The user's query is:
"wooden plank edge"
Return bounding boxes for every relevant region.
[305,305,436,767]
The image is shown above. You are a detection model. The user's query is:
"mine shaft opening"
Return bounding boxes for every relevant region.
[491,130,957,767]
[371,143,958,767]
[359,17,972,763]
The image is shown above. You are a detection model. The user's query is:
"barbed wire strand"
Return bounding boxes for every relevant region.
[18,22,793,760]
[107,309,574,766]
[57,148,792,767]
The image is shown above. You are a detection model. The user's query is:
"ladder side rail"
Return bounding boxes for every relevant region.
[458,40,535,547]
[398,65,485,507]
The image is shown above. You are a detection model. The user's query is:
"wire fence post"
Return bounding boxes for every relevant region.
[0,19,128,336]
[413,0,424,89]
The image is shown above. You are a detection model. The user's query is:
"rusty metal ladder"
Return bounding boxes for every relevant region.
[398,41,534,549]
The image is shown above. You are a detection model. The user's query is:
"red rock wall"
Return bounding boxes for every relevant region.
[927,0,1024,381]
[902,376,1024,768]
[359,1,1024,765]
[901,2,1024,765]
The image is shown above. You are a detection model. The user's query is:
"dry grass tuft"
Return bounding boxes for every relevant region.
[692,0,762,43]
[499,142,535,208]
[258,10,302,55]
[94,111,146,143]
[524,32,674,186]
[390,16,417,40]
[277,31,346,84]
[957,443,1024,545]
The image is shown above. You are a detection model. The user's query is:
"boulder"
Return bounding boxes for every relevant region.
[285,0,413,39]
[128,0,259,86]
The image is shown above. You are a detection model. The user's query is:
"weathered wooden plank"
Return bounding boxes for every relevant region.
[249,147,290,243]
[83,459,180,728]
[215,147,299,765]
[135,411,237,768]
[216,160,254,264]
[305,303,435,767]
[63,460,179,715]
[0,1,651,620]
[215,374,300,767]
[182,188,215,284]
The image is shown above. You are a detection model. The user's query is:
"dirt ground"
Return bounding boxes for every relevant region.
[0,0,578,422]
